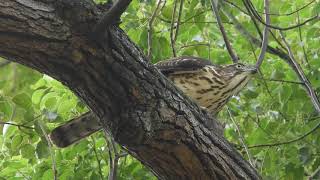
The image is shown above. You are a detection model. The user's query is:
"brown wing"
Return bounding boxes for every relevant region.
[155,56,214,75]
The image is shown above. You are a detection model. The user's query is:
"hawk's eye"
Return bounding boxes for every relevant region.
[236,64,243,69]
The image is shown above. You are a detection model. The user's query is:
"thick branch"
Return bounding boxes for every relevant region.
[93,0,132,37]
[0,0,260,179]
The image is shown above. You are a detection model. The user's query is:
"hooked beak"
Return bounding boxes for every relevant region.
[248,66,258,74]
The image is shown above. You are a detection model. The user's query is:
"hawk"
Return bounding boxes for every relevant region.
[49,56,257,147]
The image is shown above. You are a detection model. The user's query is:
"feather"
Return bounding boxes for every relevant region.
[155,56,215,75]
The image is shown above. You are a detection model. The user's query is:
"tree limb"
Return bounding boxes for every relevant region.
[222,6,320,115]
[0,0,260,179]
[210,0,239,63]
[279,31,320,113]
[255,0,269,68]
[93,0,132,38]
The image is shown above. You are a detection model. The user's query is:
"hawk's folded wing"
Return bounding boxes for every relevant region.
[155,56,214,75]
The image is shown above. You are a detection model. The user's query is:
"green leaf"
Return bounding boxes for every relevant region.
[12,93,32,110]
[57,102,74,117]
[31,78,46,90]
[11,135,23,150]
[42,169,53,180]
[285,163,304,180]
[40,93,58,110]
[20,144,35,158]
[0,101,13,119]
[36,140,49,159]
[161,4,173,20]
[299,146,311,165]
[243,89,259,99]
[270,69,285,79]
[32,89,47,105]
[312,2,320,15]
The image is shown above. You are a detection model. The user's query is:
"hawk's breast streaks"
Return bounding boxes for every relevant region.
[157,56,257,114]
[49,56,257,147]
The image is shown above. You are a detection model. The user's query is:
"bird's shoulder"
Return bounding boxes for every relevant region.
[155,56,217,75]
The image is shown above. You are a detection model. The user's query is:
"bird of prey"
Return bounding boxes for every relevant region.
[49,56,257,147]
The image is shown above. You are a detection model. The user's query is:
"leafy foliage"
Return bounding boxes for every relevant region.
[1,0,320,179]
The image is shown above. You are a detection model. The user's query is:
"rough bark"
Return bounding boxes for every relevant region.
[0,0,260,179]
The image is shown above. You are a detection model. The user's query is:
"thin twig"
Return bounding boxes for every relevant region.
[241,0,263,39]
[117,152,128,158]
[279,31,320,113]
[308,166,320,180]
[249,39,283,104]
[248,116,320,148]
[104,129,124,180]
[229,0,285,53]
[0,121,34,129]
[0,106,36,134]
[256,77,304,85]
[16,169,31,180]
[307,116,320,122]
[210,0,239,63]
[158,9,233,25]
[147,0,164,60]
[104,130,115,180]
[159,20,225,24]
[297,12,310,68]
[239,0,292,52]
[223,0,250,16]
[227,108,255,167]
[91,137,104,179]
[158,9,209,26]
[170,0,178,57]
[178,43,210,50]
[38,121,57,180]
[255,0,269,68]
[174,0,184,43]
[225,0,316,17]
[244,0,319,31]
[255,70,290,122]
[110,138,119,180]
[105,138,114,179]
[247,114,274,138]
[221,5,263,51]
[222,7,320,115]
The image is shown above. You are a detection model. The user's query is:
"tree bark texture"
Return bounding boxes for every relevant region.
[0,0,260,179]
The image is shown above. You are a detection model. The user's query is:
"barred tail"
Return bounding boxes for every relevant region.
[49,112,102,148]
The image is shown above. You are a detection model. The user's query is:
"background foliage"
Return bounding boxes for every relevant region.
[1,0,320,179]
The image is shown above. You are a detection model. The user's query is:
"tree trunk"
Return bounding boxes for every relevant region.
[0,0,260,179]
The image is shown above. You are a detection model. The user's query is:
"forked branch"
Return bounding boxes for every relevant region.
[93,0,132,37]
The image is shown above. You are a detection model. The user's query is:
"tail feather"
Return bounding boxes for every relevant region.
[49,112,102,148]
